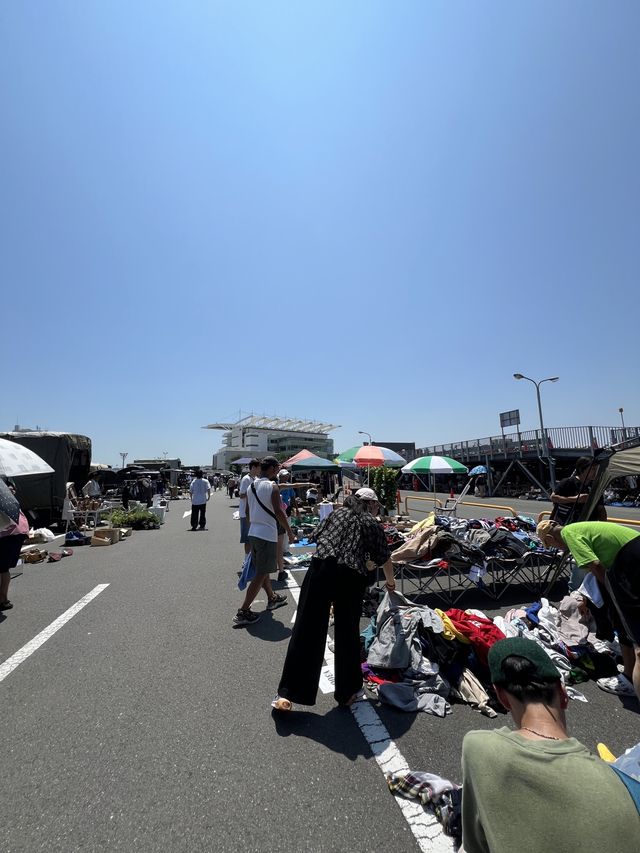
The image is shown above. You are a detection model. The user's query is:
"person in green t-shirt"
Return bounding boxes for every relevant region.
[462,637,639,853]
[537,520,640,701]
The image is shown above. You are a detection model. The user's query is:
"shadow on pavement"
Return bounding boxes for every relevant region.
[245,611,292,642]
[272,706,373,760]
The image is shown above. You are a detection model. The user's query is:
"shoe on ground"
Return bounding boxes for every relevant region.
[596,673,635,696]
[277,570,288,582]
[233,609,261,628]
[271,695,292,711]
[0,600,13,610]
[267,593,288,611]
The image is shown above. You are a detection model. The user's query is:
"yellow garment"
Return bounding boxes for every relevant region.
[409,512,435,535]
[597,743,616,763]
[436,608,471,644]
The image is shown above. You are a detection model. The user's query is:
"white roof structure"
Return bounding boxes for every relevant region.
[203,415,339,435]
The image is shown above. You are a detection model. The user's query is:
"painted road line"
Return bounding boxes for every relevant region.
[0,584,110,684]
[182,510,191,518]
[283,572,452,852]
[350,700,454,853]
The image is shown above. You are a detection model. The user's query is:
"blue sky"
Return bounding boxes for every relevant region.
[3,2,639,466]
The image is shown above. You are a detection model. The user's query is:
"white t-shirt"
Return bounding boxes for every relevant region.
[238,473,254,519]
[190,478,210,505]
[247,477,278,542]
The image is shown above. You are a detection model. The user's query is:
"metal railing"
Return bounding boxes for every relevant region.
[418,425,640,462]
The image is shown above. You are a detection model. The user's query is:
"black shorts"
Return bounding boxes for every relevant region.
[606,537,640,646]
[0,534,27,573]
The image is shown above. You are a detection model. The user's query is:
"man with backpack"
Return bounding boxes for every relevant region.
[233,457,297,628]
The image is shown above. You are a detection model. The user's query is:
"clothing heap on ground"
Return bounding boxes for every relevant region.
[360,584,630,715]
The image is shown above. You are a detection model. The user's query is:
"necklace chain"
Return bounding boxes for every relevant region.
[519,726,562,741]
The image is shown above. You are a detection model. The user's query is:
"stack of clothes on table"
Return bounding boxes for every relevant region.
[388,512,555,584]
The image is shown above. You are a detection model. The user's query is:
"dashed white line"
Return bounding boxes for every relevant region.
[283,572,453,852]
[0,584,110,683]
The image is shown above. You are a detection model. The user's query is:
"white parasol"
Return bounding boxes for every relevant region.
[0,438,55,477]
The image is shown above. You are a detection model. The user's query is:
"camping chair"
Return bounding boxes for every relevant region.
[398,558,493,606]
[487,551,557,599]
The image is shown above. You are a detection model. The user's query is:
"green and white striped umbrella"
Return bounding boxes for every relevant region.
[401,455,468,475]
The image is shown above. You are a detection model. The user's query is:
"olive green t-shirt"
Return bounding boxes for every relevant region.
[462,728,639,853]
[560,521,640,569]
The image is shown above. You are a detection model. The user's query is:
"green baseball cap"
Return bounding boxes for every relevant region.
[489,637,560,685]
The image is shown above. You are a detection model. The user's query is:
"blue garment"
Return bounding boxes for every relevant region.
[280,487,295,507]
[237,552,256,590]
[525,602,542,625]
[611,767,640,813]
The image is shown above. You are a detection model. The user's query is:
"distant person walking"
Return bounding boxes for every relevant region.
[189,469,210,531]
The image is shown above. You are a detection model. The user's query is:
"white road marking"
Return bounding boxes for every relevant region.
[182,510,191,518]
[0,584,110,684]
[283,573,453,852]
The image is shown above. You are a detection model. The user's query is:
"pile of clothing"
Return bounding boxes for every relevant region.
[361,590,501,717]
[388,513,555,584]
[497,590,619,691]
[361,586,623,716]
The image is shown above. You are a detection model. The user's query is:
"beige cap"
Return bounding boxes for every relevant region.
[536,520,561,548]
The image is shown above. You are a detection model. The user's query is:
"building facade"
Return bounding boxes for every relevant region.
[204,415,339,470]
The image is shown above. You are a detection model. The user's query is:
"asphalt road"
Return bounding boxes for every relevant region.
[1,493,638,852]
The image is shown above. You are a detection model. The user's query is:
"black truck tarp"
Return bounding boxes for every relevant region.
[0,432,92,524]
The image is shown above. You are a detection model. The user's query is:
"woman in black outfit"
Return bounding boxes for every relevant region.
[272,488,396,711]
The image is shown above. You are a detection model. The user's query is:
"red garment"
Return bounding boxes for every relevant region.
[444,609,506,667]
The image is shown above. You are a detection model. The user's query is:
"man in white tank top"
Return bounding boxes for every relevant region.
[233,457,297,628]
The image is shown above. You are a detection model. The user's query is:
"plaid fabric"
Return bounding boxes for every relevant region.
[386,771,462,842]
[386,770,458,805]
[311,507,390,576]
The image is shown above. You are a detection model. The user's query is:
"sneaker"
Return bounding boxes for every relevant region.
[267,593,288,611]
[0,600,13,611]
[271,695,292,711]
[232,609,261,628]
[277,570,288,582]
[596,674,635,696]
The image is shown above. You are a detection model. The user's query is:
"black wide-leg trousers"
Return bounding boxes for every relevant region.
[278,556,367,706]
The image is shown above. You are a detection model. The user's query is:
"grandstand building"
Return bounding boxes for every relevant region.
[204,415,339,470]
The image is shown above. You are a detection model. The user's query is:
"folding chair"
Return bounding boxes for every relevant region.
[398,559,493,606]
[487,551,556,599]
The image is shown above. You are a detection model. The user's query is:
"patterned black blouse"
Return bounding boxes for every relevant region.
[310,507,391,576]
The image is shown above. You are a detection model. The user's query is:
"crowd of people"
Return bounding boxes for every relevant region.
[206,454,640,848]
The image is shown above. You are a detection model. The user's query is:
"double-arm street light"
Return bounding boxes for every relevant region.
[513,373,559,490]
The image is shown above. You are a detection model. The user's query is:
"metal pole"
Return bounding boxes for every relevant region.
[535,381,555,490]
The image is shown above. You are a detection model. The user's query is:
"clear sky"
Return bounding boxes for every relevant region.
[3,2,639,466]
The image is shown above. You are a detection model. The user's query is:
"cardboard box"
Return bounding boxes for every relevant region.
[90,535,112,546]
[91,528,119,545]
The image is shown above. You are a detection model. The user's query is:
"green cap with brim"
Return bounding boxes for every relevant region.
[489,637,561,685]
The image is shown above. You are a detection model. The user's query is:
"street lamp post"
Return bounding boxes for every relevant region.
[357,430,373,484]
[619,407,627,441]
[513,373,559,490]
[120,451,128,471]
[358,430,372,445]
